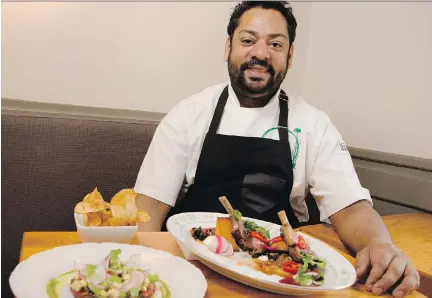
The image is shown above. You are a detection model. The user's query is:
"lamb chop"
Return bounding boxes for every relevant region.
[277,210,307,262]
[218,196,267,254]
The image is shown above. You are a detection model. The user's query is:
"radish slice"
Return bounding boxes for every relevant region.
[125,253,151,272]
[120,270,146,292]
[203,236,233,256]
[219,242,234,256]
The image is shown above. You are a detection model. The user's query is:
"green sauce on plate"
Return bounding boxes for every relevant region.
[46,270,76,298]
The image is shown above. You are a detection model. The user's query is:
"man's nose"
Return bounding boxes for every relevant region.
[250,39,270,60]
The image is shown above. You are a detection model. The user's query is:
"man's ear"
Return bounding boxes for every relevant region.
[288,43,295,70]
[224,36,231,61]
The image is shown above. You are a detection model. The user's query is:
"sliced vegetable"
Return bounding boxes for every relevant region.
[250,231,269,245]
[282,261,299,274]
[270,236,283,243]
[203,235,234,256]
[297,235,306,249]
[120,270,146,292]
[294,273,313,286]
[215,217,239,251]
[243,220,271,239]
[255,227,270,239]
[267,236,288,251]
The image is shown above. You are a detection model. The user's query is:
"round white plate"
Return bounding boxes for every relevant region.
[167,212,356,296]
[9,242,207,298]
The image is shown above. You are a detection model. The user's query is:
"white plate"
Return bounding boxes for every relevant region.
[167,212,356,296]
[9,242,207,298]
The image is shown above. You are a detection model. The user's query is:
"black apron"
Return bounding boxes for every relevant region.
[162,86,314,231]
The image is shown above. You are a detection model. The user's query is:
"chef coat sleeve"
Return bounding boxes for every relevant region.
[134,102,188,207]
[308,117,373,222]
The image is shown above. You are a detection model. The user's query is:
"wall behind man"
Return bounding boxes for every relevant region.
[2,2,431,158]
[300,2,432,159]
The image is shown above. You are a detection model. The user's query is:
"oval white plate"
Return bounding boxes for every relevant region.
[9,242,207,298]
[167,212,356,296]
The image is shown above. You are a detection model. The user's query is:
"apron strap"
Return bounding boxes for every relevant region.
[278,89,289,142]
[208,86,229,134]
[209,86,290,139]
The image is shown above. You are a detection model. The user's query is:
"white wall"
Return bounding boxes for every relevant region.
[2,2,232,112]
[1,2,310,111]
[2,2,431,158]
[300,2,432,158]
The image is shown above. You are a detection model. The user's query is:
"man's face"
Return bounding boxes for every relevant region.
[226,7,293,98]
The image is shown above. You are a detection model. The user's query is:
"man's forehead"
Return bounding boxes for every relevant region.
[235,7,289,38]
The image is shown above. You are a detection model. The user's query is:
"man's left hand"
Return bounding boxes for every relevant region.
[355,241,420,297]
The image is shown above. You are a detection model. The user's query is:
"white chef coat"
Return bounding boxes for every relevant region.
[134,81,372,223]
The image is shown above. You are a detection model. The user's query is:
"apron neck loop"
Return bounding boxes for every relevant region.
[208,86,290,139]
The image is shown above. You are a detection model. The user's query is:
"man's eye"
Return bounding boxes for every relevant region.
[242,39,254,45]
[271,42,283,48]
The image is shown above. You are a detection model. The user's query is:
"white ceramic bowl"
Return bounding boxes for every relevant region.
[74,213,137,244]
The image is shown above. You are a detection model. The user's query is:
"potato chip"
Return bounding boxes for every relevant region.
[75,187,150,227]
[74,202,104,214]
[110,188,138,225]
[83,188,106,209]
[108,217,129,227]
[84,212,103,226]
[101,217,111,226]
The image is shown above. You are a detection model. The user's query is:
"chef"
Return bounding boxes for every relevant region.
[133,2,419,297]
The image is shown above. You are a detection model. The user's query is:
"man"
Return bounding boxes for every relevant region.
[134,2,420,297]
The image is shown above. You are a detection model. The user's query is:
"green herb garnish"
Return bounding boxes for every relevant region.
[148,273,160,283]
[130,288,140,297]
[233,210,242,220]
[244,220,270,238]
[85,264,97,278]
[255,227,271,239]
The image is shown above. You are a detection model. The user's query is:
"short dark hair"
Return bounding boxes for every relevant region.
[227,1,297,47]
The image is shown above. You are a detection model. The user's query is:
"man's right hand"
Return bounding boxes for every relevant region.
[136,193,171,231]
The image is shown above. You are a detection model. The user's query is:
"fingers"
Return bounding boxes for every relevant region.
[365,251,395,290]
[355,247,371,279]
[370,256,406,296]
[392,264,420,298]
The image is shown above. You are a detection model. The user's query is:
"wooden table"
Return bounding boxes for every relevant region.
[299,213,432,297]
[19,213,431,298]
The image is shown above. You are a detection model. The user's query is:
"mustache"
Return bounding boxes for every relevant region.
[239,59,275,75]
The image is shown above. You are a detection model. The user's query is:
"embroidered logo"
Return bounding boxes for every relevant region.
[338,140,348,154]
[291,128,301,168]
[261,127,301,169]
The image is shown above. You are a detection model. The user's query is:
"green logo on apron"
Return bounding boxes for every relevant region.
[261,127,301,169]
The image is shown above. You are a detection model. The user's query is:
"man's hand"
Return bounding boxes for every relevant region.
[329,200,420,297]
[356,241,420,297]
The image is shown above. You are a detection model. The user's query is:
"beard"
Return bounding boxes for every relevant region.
[227,51,288,99]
